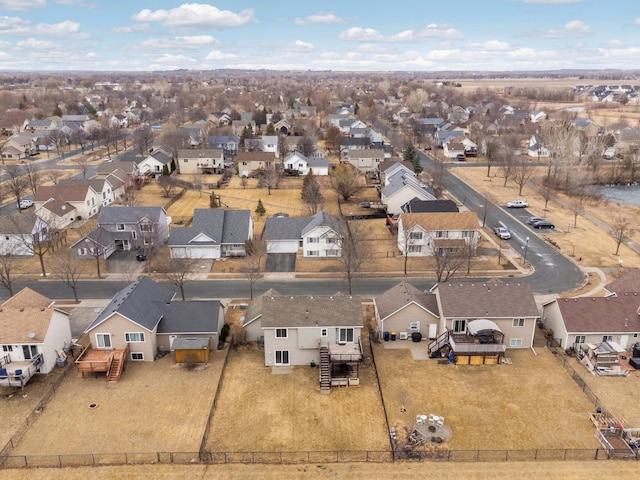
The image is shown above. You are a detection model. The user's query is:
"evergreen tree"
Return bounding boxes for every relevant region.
[404,143,423,174]
[265,123,276,136]
[170,158,176,171]
[162,164,170,176]
[354,102,359,115]
[255,199,266,217]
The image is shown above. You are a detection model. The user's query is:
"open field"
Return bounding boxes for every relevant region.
[375,345,600,451]
[9,347,228,455]
[204,342,389,452]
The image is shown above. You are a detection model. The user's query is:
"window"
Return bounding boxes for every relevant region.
[2,345,13,352]
[512,318,525,327]
[274,350,290,366]
[461,230,474,238]
[307,237,319,243]
[510,338,523,347]
[116,224,125,231]
[140,224,152,232]
[275,328,287,339]
[408,245,422,253]
[321,328,327,337]
[4,236,8,240]
[22,345,37,359]
[409,322,420,331]
[77,247,87,256]
[183,159,188,163]
[130,352,144,361]
[131,231,137,240]
[452,319,466,333]
[435,231,448,238]
[125,332,145,343]
[409,232,423,240]
[96,333,111,348]
[327,250,340,257]
[603,335,613,342]
[339,328,354,343]
[307,250,319,257]
[326,237,338,244]
[143,238,153,246]
[575,335,586,344]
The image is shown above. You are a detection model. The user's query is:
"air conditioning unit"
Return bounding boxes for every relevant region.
[399,332,409,340]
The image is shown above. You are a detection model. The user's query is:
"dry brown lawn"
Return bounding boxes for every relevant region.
[10,348,228,455]
[451,166,640,269]
[375,345,600,451]
[205,343,388,452]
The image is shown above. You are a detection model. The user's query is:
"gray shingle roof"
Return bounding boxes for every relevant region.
[556,295,640,333]
[85,277,175,333]
[157,301,221,334]
[301,211,340,236]
[244,288,281,326]
[168,209,251,246]
[0,211,38,234]
[98,206,166,225]
[375,281,439,320]
[263,216,312,241]
[261,295,363,328]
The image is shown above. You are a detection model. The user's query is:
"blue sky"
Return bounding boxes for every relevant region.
[0,0,639,71]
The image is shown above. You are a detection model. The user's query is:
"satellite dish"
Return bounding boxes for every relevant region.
[28,332,36,339]
[61,205,66,210]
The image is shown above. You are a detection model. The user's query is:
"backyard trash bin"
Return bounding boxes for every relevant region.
[383,331,390,341]
[390,331,397,341]
[411,332,423,343]
[56,357,66,367]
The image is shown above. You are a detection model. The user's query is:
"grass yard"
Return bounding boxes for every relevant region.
[11,348,228,455]
[374,345,600,451]
[205,343,388,452]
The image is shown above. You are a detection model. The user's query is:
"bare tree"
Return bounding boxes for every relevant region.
[325,126,340,155]
[301,170,324,214]
[133,127,154,156]
[46,170,65,185]
[23,162,39,195]
[567,174,601,228]
[611,214,632,256]
[484,137,501,177]
[426,157,445,198]
[277,134,288,159]
[158,257,199,301]
[243,238,267,300]
[158,175,176,198]
[498,153,515,187]
[69,128,87,154]
[427,236,467,282]
[12,212,50,276]
[477,193,496,228]
[511,157,536,195]
[0,254,20,297]
[4,165,28,211]
[298,136,316,158]
[47,129,68,159]
[336,218,368,295]
[397,216,419,275]
[77,225,110,279]
[330,163,363,201]
[50,249,85,302]
[261,163,280,195]
[74,156,91,179]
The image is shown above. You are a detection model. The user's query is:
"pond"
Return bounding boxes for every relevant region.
[601,184,640,207]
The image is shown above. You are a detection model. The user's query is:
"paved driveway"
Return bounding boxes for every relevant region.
[106,250,147,275]
[265,253,296,272]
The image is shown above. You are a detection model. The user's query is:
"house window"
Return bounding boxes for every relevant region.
[307,237,319,243]
[4,236,8,240]
[140,224,152,232]
[125,332,145,343]
[575,335,586,344]
[96,333,112,348]
[275,328,287,339]
[409,322,420,331]
[452,319,466,333]
[307,251,319,257]
[274,350,290,366]
[512,318,525,327]
[327,250,340,257]
[326,237,338,244]
[2,345,13,352]
[143,238,153,246]
[78,247,87,256]
[130,352,144,361]
[461,230,474,238]
[338,328,354,344]
[116,224,125,231]
[321,328,327,337]
[408,245,422,253]
[131,231,137,240]
[409,232,423,240]
[22,345,38,359]
[634,334,639,338]
[510,338,523,347]
[435,231,448,238]
[603,335,613,342]
[183,159,188,163]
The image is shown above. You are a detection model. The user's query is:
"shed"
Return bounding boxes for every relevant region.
[173,337,210,364]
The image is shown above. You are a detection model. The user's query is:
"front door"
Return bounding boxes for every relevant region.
[22,345,37,360]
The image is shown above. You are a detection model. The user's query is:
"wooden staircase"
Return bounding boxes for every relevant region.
[428,331,450,357]
[319,346,331,394]
[107,346,128,384]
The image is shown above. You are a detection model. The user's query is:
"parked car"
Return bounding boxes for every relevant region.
[527,216,544,225]
[493,223,511,240]
[531,219,555,229]
[19,199,33,209]
[136,253,147,261]
[456,154,465,161]
[505,200,529,208]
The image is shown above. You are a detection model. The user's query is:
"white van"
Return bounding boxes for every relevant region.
[493,221,511,240]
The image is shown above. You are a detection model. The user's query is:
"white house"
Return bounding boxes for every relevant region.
[0,212,49,256]
[137,148,173,178]
[283,151,329,176]
[397,212,480,257]
[263,211,340,257]
[527,135,550,158]
[381,174,436,215]
[177,149,224,175]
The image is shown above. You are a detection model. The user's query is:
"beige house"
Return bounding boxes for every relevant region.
[374,281,440,341]
[397,211,480,257]
[178,148,224,174]
[346,148,385,173]
[236,151,276,177]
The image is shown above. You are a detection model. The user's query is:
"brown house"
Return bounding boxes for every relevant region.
[236,151,276,177]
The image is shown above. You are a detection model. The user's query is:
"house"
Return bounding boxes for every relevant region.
[156,300,224,354]
[0,288,72,388]
[397,212,480,257]
[428,281,540,362]
[401,199,459,214]
[136,148,173,178]
[208,135,239,158]
[260,135,279,157]
[236,151,276,177]
[339,137,370,158]
[529,110,547,123]
[242,288,281,342]
[346,148,385,173]
[169,208,253,259]
[443,141,465,159]
[35,183,102,220]
[178,125,205,147]
[1,133,36,160]
[542,294,640,352]
[177,148,224,175]
[72,206,170,259]
[263,211,341,257]
[232,120,256,136]
[110,114,128,129]
[273,119,291,135]
[250,292,364,390]
[527,135,551,158]
[283,151,329,176]
[374,282,440,341]
[381,173,436,215]
[0,212,49,256]
[35,197,77,230]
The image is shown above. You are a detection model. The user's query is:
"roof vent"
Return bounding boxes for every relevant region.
[28,332,36,339]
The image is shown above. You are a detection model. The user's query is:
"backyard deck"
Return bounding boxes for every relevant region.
[0,354,43,388]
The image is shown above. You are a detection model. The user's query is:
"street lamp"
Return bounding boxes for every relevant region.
[523,237,530,266]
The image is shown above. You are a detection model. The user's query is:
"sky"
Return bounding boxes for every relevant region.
[0,0,639,72]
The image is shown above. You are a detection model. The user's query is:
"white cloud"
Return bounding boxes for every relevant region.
[15,37,57,49]
[0,16,86,38]
[635,18,640,26]
[294,12,345,26]
[138,35,219,50]
[339,27,384,41]
[539,20,592,38]
[469,40,511,50]
[287,40,314,52]
[132,4,254,29]
[204,50,238,61]
[151,54,196,64]
[0,0,46,12]
[55,0,96,7]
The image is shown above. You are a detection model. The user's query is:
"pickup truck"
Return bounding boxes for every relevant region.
[505,200,528,208]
